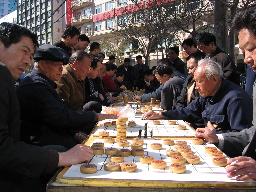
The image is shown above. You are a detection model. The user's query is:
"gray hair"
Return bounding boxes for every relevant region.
[198,59,223,80]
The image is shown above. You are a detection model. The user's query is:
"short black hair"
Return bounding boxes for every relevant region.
[62,26,80,38]
[182,38,197,48]
[106,63,117,71]
[124,58,130,62]
[98,52,105,59]
[78,34,90,43]
[91,59,100,70]
[196,32,216,46]
[144,69,153,76]
[89,42,100,52]
[116,73,124,77]
[153,64,173,76]
[186,51,205,62]
[158,58,172,67]
[69,50,91,64]
[168,47,179,55]
[136,55,142,60]
[232,9,256,37]
[109,55,116,60]
[0,22,38,48]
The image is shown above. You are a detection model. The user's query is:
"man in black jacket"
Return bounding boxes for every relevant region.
[197,32,240,85]
[0,22,93,192]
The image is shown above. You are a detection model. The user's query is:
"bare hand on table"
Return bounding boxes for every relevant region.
[226,156,256,181]
[141,110,164,120]
[195,127,219,144]
[133,96,141,101]
[97,113,118,121]
[58,144,93,167]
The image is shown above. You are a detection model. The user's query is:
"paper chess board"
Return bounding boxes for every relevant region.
[93,120,195,138]
[63,139,240,182]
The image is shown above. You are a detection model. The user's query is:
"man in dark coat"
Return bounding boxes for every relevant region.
[197,32,240,85]
[117,58,133,90]
[0,22,93,192]
[132,55,149,90]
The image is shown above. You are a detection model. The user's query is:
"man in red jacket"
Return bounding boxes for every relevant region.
[103,63,117,94]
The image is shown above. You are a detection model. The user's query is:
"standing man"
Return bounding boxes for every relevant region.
[73,34,90,52]
[56,51,91,111]
[132,55,149,90]
[167,46,187,76]
[0,22,93,192]
[117,58,133,90]
[196,32,240,85]
[182,38,204,56]
[54,26,80,57]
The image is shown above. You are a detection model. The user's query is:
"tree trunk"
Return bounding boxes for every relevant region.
[214,0,227,52]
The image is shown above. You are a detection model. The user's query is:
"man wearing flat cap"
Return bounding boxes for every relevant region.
[17,44,117,149]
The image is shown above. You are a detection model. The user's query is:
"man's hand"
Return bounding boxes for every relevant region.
[120,85,126,90]
[58,144,93,167]
[141,110,164,120]
[195,127,219,144]
[133,96,141,101]
[226,156,256,181]
[97,113,118,121]
[99,93,104,101]
[107,97,116,103]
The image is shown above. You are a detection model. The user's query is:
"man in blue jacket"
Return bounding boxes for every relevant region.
[142,59,252,133]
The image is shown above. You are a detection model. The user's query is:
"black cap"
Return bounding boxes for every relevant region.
[33,44,69,64]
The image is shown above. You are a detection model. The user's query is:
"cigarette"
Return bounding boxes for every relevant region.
[230,160,238,165]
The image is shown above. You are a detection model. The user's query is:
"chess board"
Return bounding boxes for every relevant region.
[63,139,241,182]
[93,120,195,138]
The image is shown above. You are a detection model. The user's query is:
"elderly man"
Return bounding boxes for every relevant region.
[196,9,256,181]
[142,59,252,133]
[17,44,116,149]
[56,51,91,111]
[0,22,93,192]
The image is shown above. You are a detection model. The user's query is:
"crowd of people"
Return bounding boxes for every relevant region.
[0,8,256,192]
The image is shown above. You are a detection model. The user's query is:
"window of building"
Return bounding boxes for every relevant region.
[95,21,102,31]
[106,18,114,29]
[118,0,128,7]
[85,25,92,35]
[95,4,102,14]
[106,1,114,11]
[84,8,91,17]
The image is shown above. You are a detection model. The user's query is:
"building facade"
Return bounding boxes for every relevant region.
[17,0,67,45]
[0,0,17,19]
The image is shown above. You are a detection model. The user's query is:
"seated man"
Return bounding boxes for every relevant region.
[153,65,184,110]
[56,51,90,111]
[142,59,252,133]
[103,63,117,94]
[114,73,127,94]
[143,69,160,93]
[175,51,205,108]
[17,45,117,149]
[0,21,93,192]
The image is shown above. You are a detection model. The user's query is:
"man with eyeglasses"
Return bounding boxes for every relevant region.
[16,44,117,150]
